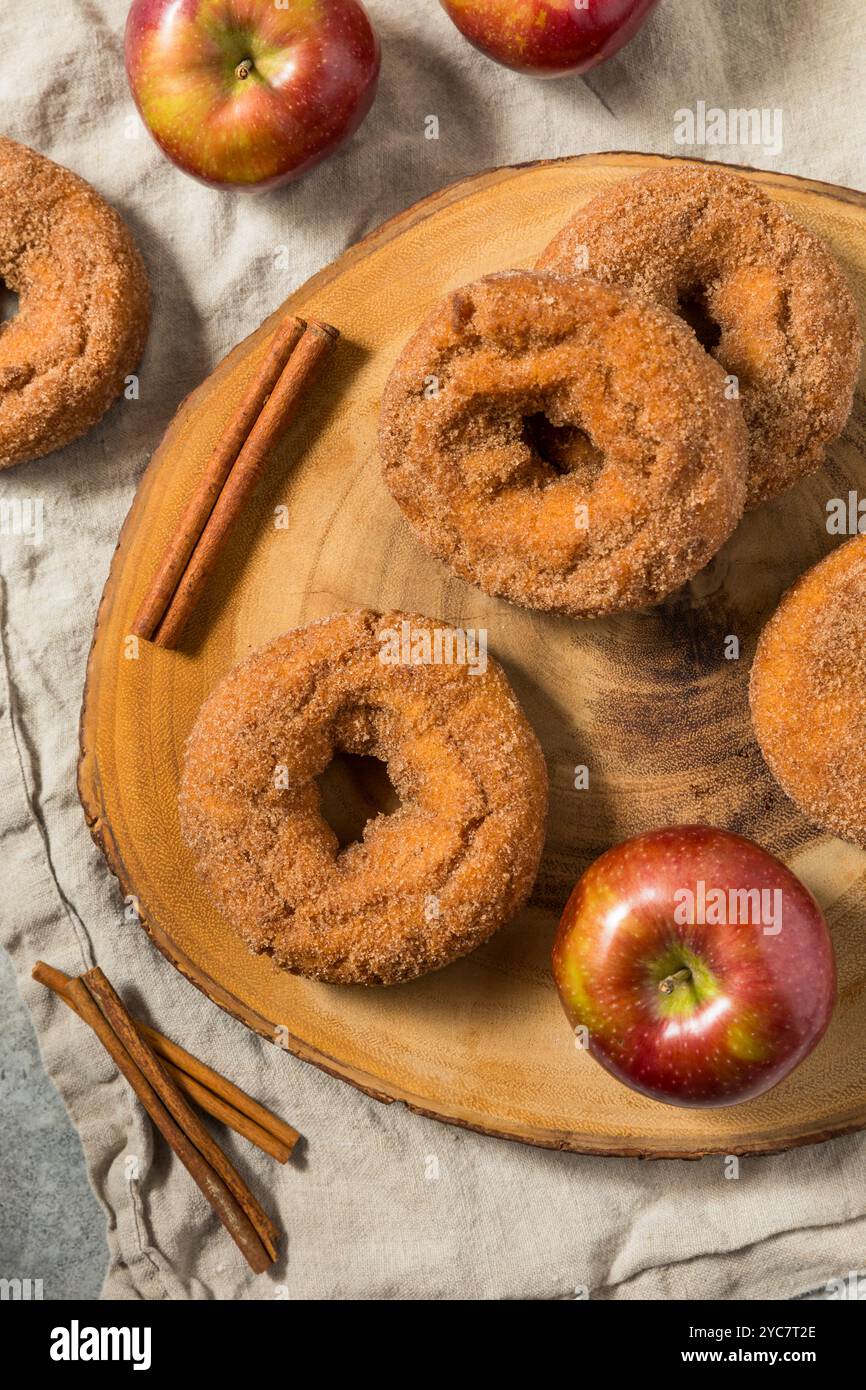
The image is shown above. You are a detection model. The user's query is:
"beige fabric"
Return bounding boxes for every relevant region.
[1,0,865,1301]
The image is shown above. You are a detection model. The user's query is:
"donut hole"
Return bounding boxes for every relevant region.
[676,286,722,352]
[522,411,605,489]
[0,282,19,323]
[316,751,401,852]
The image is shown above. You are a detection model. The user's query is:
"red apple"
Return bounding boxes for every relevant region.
[438,0,661,78]
[552,826,835,1107]
[125,0,380,190]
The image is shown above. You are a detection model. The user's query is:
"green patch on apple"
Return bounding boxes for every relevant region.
[648,945,721,1020]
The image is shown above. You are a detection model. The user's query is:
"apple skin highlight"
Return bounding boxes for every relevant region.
[552,826,836,1108]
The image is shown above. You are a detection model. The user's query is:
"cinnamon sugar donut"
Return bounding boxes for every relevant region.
[379,270,747,619]
[179,609,548,986]
[750,535,866,847]
[538,164,862,505]
[0,137,150,468]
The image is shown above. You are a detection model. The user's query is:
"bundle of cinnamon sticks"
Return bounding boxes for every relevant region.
[132,313,338,648]
[34,961,296,1273]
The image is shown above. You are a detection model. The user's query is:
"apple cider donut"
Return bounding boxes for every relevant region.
[750,536,866,847]
[0,136,150,468]
[538,164,862,505]
[379,270,747,618]
[179,609,548,986]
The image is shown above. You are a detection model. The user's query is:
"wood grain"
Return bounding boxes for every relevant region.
[79,154,866,1158]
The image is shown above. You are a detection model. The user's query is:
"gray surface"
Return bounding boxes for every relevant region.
[0,949,107,1300]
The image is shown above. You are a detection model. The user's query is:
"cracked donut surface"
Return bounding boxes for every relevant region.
[538,164,862,505]
[379,270,747,619]
[179,609,548,986]
[750,535,866,847]
[0,136,150,468]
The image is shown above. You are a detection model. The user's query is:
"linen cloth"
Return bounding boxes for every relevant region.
[1,0,865,1301]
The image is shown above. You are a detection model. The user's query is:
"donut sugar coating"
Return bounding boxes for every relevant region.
[379,270,747,619]
[0,136,150,468]
[179,609,548,986]
[750,535,866,847]
[538,164,862,506]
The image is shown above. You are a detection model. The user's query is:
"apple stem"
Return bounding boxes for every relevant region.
[658,966,692,996]
[235,59,254,81]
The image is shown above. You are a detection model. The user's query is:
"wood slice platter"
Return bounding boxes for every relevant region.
[79,153,866,1158]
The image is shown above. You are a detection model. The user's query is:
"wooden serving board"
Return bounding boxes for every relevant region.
[80,154,866,1158]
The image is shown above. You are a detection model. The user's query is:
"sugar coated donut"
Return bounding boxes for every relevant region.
[750,535,866,846]
[538,163,862,506]
[179,609,548,986]
[0,136,150,468]
[379,270,747,619]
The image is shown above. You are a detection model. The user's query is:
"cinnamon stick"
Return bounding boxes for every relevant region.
[62,974,274,1274]
[135,1020,298,1159]
[33,961,297,1162]
[165,1067,291,1165]
[82,968,280,1263]
[130,314,307,642]
[154,319,339,648]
